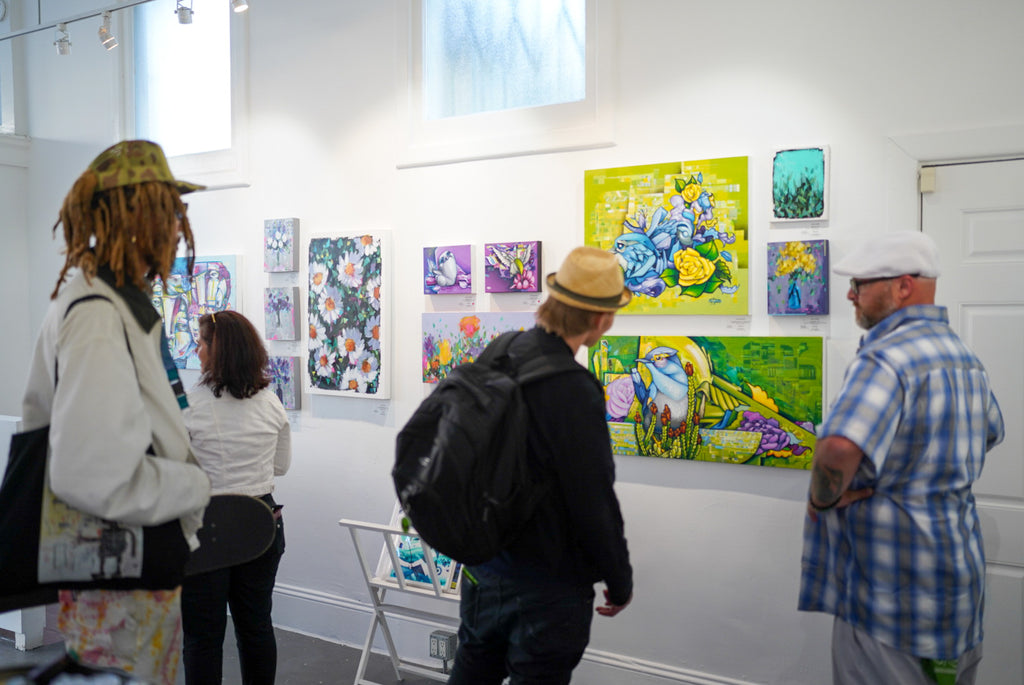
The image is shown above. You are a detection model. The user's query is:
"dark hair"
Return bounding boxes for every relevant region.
[198,311,270,399]
[535,296,600,338]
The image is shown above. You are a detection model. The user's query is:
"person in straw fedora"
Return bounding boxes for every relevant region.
[448,246,633,685]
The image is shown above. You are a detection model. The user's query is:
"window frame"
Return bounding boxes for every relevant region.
[396,0,615,168]
[122,1,250,189]
[0,0,17,136]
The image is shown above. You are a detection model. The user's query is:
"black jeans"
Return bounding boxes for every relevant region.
[448,566,594,685]
[181,497,285,685]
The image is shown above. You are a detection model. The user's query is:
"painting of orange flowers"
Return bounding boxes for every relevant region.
[422,312,536,383]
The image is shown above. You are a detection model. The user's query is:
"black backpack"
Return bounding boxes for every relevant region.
[393,331,585,566]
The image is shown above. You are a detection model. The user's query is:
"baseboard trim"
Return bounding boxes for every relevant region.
[271,584,756,685]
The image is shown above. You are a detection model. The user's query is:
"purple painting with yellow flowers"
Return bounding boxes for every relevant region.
[767,240,829,315]
[484,241,542,293]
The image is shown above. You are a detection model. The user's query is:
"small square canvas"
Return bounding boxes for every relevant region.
[767,240,829,315]
[264,218,299,272]
[268,356,300,410]
[375,503,462,594]
[483,241,542,293]
[423,244,473,294]
[265,286,299,340]
[771,147,829,222]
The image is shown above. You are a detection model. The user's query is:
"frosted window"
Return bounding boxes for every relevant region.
[423,0,585,120]
[134,1,231,157]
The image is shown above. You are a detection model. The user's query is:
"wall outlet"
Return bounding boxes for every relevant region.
[429,630,458,660]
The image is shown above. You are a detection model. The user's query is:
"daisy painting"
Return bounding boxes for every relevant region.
[307,233,389,398]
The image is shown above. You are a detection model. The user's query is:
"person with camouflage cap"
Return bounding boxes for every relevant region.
[21,140,212,684]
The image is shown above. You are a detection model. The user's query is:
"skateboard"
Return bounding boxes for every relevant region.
[184,494,277,576]
[0,495,277,613]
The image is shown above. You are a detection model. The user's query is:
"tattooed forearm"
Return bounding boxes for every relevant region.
[811,461,845,507]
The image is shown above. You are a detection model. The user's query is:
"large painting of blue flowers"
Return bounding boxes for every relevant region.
[584,158,748,315]
[307,233,388,399]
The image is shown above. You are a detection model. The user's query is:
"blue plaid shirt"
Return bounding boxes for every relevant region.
[799,305,1004,659]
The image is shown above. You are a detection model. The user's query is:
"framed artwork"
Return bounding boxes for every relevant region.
[152,254,239,369]
[307,232,389,399]
[375,503,462,594]
[423,244,473,294]
[483,241,542,293]
[268,356,301,410]
[767,240,829,315]
[590,335,822,469]
[264,218,299,272]
[584,157,749,315]
[422,311,537,383]
[264,286,300,340]
[771,146,829,222]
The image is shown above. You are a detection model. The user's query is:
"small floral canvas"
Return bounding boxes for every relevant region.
[268,356,300,410]
[264,218,299,272]
[422,311,536,383]
[767,240,829,315]
[265,286,299,340]
[423,244,473,294]
[484,241,542,293]
[771,147,829,222]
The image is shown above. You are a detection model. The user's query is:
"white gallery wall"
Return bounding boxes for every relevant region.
[3,1,1024,683]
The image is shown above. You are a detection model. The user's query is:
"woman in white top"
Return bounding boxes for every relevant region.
[182,310,291,685]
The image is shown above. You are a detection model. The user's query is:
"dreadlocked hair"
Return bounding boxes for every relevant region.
[50,173,195,299]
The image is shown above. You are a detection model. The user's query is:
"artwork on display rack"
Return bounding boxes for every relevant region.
[584,157,749,315]
[771,146,829,222]
[422,311,537,383]
[307,232,388,399]
[264,217,300,272]
[483,241,542,293]
[423,244,473,294]
[264,286,300,340]
[268,356,301,410]
[590,335,822,469]
[767,240,829,315]
[152,254,238,369]
[376,503,462,595]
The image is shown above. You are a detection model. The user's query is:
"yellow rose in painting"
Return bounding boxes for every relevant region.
[682,182,701,204]
[438,339,452,366]
[674,248,716,286]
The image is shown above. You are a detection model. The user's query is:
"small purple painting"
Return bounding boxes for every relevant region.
[423,244,473,294]
[483,241,542,293]
[268,356,300,410]
[767,240,829,315]
[265,286,299,340]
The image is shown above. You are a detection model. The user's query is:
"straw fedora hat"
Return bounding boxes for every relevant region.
[545,246,632,312]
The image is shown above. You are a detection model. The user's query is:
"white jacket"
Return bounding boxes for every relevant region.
[184,384,290,497]
[21,270,211,546]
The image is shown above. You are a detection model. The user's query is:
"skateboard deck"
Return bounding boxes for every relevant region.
[184,494,277,576]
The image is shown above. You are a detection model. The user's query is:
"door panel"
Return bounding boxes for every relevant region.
[923,158,1024,685]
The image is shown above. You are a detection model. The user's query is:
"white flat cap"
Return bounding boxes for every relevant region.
[833,232,941,279]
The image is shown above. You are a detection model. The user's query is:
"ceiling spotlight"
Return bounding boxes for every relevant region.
[176,0,193,24]
[98,11,118,50]
[54,23,71,56]
[231,0,249,12]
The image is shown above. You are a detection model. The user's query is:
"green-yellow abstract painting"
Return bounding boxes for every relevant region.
[590,335,822,469]
[584,157,749,315]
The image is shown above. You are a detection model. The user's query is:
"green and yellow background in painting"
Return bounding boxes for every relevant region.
[590,335,821,469]
[584,157,748,315]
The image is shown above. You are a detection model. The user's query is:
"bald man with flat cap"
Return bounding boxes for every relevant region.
[448,247,633,685]
[798,232,1004,685]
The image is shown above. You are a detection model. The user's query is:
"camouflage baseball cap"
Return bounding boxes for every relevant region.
[88,140,205,194]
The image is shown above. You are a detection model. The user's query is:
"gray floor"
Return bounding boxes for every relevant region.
[0,606,447,684]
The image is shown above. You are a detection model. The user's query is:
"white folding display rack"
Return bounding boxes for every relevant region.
[338,518,459,685]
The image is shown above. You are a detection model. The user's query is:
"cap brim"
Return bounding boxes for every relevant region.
[175,180,206,194]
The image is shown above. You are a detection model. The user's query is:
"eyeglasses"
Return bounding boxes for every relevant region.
[175,202,189,222]
[849,274,919,295]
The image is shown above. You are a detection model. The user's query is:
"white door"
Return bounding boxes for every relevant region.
[923,158,1024,685]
